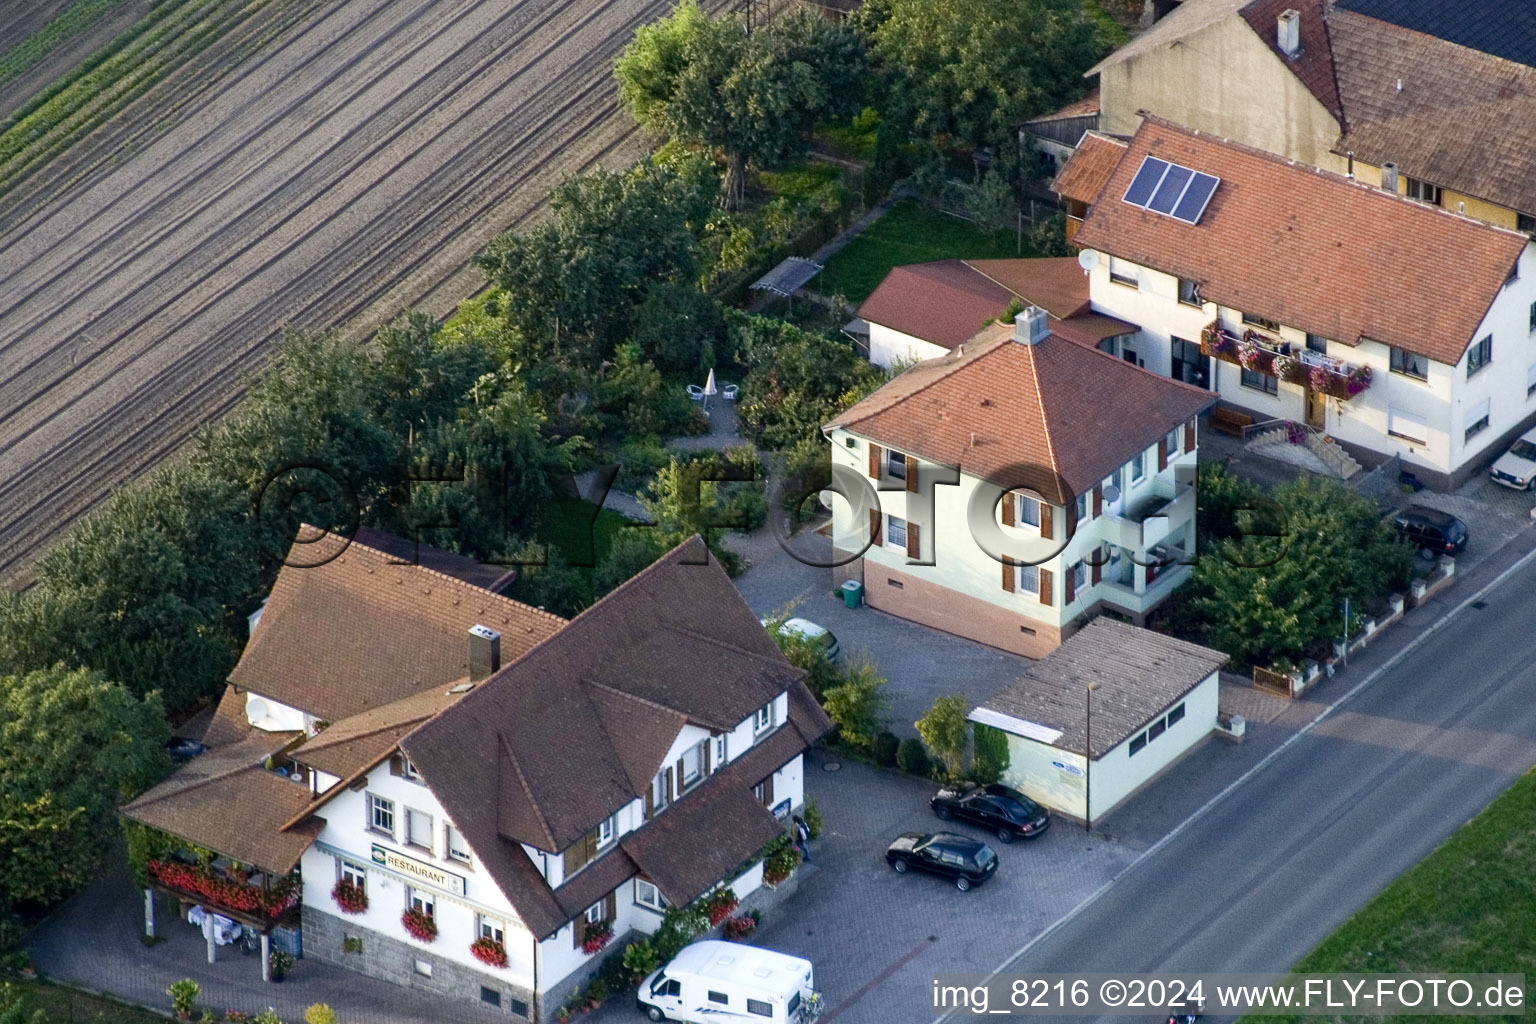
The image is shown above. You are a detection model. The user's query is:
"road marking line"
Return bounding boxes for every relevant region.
[930,535,1536,1024]
[827,935,936,1022]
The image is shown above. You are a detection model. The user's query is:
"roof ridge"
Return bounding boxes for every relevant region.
[1023,340,1061,485]
[1137,116,1531,241]
[835,334,1006,432]
[584,679,690,722]
[124,752,264,811]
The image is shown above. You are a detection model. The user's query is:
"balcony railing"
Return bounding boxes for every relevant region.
[1200,322,1371,400]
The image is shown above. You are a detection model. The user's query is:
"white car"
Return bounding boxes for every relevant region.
[1488,429,1536,489]
[763,617,840,661]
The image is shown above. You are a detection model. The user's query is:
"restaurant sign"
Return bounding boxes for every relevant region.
[371,844,466,896]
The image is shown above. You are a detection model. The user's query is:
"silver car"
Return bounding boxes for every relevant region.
[1488,429,1536,489]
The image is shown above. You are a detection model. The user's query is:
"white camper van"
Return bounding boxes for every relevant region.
[636,940,820,1023]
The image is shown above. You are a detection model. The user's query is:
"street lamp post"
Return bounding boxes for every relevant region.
[1084,681,1100,832]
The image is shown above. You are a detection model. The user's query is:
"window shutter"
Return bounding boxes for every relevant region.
[604,891,616,921]
[703,740,712,776]
[905,457,918,493]
[1002,492,1015,527]
[1184,419,1195,452]
[1064,567,1075,606]
[906,522,920,559]
[563,845,581,879]
[675,759,685,795]
[389,754,403,777]
[1092,554,1102,585]
[645,784,654,819]
[1039,568,1054,605]
[1092,485,1102,518]
[572,918,582,949]
[1040,503,1054,539]
[664,767,674,802]
[868,443,882,479]
[763,773,774,807]
[1001,557,1014,593]
[1158,438,1168,471]
[869,508,882,545]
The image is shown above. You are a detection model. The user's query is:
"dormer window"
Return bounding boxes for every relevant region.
[754,702,776,734]
[563,820,610,876]
[402,756,420,781]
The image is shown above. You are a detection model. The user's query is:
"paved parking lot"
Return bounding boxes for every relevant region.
[727,525,1030,737]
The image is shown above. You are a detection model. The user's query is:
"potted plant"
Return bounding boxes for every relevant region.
[401,907,437,943]
[331,879,367,914]
[723,911,759,941]
[168,979,200,1021]
[703,887,738,926]
[470,936,508,968]
[269,950,293,983]
[584,978,609,1010]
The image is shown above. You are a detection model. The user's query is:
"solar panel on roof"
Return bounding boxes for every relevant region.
[1171,172,1220,224]
[1122,157,1169,208]
[1148,164,1194,215]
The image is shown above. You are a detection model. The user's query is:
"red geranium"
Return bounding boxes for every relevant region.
[331,879,367,914]
[470,936,508,968]
[723,915,757,941]
[580,921,612,956]
[401,907,438,943]
[703,888,739,926]
[147,860,297,918]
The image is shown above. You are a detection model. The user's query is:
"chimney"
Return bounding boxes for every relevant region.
[1277,9,1300,57]
[1014,306,1050,345]
[468,624,501,682]
[1380,162,1399,193]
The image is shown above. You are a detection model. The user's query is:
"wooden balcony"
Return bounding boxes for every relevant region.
[1200,322,1371,400]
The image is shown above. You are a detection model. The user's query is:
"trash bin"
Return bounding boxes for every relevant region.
[841,580,863,608]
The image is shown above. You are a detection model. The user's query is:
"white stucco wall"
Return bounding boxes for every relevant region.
[867,323,949,370]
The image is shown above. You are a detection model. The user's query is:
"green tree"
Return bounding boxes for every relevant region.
[616,2,867,205]
[858,0,1105,150]
[730,310,882,450]
[820,651,891,751]
[964,167,1015,233]
[477,158,717,364]
[915,693,969,779]
[762,608,840,699]
[593,527,671,599]
[506,542,588,619]
[631,281,724,373]
[0,667,168,907]
[0,465,259,710]
[972,721,1010,778]
[373,310,495,440]
[1188,476,1412,667]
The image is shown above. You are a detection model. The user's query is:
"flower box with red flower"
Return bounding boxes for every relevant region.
[401,907,437,943]
[580,921,613,956]
[703,889,739,927]
[147,860,297,919]
[723,914,757,941]
[331,879,367,915]
[470,937,508,968]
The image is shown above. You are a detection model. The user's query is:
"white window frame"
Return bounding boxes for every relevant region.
[635,878,669,912]
[1015,494,1041,528]
[409,887,435,919]
[1390,347,1429,382]
[887,451,906,480]
[885,515,907,551]
[445,824,471,864]
[1177,278,1201,306]
[652,769,671,811]
[584,902,605,925]
[713,734,727,767]
[1108,256,1138,288]
[338,859,367,892]
[406,808,433,852]
[1467,335,1492,378]
[479,916,505,945]
[1464,399,1491,443]
[369,793,394,837]
[754,702,775,734]
[401,754,421,782]
[1166,428,1180,459]
[1130,450,1145,483]
[1014,564,1040,596]
[1404,176,1442,205]
[597,815,615,847]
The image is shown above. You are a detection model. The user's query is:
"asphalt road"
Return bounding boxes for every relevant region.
[965,539,1536,1022]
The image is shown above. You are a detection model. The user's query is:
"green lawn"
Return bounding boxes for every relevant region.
[4,978,166,1024]
[757,160,842,202]
[818,199,1027,304]
[1243,768,1536,1023]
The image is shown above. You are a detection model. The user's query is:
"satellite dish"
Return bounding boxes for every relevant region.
[246,697,270,724]
[1101,484,1121,504]
[1077,249,1099,272]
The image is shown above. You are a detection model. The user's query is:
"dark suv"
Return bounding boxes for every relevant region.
[931,782,1050,843]
[885,832,998,891]
[1392,505,1468,558]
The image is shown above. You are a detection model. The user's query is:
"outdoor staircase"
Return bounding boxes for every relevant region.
[1246,426,1362,479]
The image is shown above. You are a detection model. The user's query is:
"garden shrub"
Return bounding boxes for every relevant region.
[874,730,900,767]
[896,738,930,777]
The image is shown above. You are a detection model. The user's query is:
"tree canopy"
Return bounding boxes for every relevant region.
[0,666,168,908]
[856,0,1106,150]
[616,2,867,204]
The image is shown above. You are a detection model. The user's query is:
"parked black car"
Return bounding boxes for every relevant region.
[885,832,998,891]
[1392,505,1468,558]
[931,782,1050,843]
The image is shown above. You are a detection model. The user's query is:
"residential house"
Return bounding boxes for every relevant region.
[1020,87,1101,178]
[857,257,1139,369]
[124,527,827,1020]
[824,308,1214,659]
[1060,116,1535,489]
[969,617,1228,823]
[1090,0,1536,231]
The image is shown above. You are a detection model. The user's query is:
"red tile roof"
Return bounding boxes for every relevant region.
[1051,132,1130,206]
[965,258,1093,319]
[229,526,565,723]
[828,326,1215,503]
[1025,86,1101,123]
[1073,118,1529,363]
[1236,0,1342,119]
